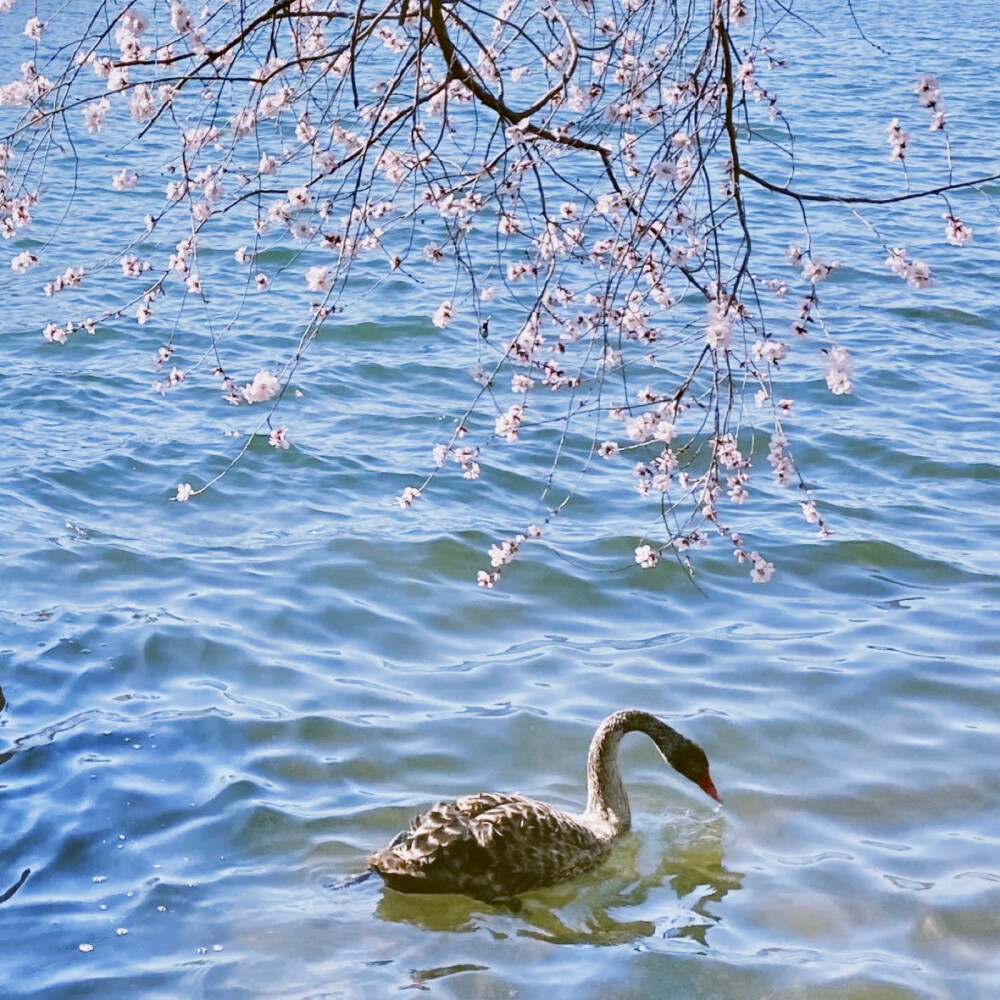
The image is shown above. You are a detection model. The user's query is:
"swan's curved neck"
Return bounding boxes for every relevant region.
[583,710,694,837]
[583,713,633,835]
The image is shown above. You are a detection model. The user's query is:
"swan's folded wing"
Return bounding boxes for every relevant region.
[371,793,609,898]
[372,793,533,870]
[465,799,608,895]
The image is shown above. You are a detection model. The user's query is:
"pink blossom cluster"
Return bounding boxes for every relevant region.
[885,248,933,288]
[823,346,854,396]
[886,118,909,161]
[242,371,280,404]
[943,214,972,247]
[915,74,946,130]
[477,526,540,587]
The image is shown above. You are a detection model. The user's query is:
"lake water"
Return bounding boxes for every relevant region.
[2,3,999,999]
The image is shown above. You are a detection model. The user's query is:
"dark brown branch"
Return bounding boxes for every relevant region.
[740,167,1000,205]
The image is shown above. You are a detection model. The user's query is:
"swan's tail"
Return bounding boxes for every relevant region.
[328,869,375,891]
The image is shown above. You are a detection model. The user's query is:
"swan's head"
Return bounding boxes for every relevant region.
[666,739,722,804]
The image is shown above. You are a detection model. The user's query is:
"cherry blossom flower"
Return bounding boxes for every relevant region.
[801,257,838,283]
[715,434,744,469]
[423,242,444,263]
[129,83,155,121]
[42,322,67,344]
[112,169,139,191]
[242,370,279,403]
[398,486,421,508]
[943,214,972,246]
[487,543,508,567]
[749,551,774,583]
[754,338,789,365]
[801,500,821,525]
[495,404,524,442]
[476,570,497,588]
[230,107,256,139]
[653,416,677,443]
[885,247,933,288]
[705,299,733,349]
[487,534,526,569]
[268,427,290,449]
[173,483,194,502]
[11,250,37,273]
[0,78,31,106]
[106,65,128,92]
[452,447,481,479]
[90,56,112,80]
[625,415,648,442]
[634,544,658,569]
[288,185,312,209]
[768,432,794,484]
[727,474,749,504]
[598,441,619,459]
[120,254,149,277]
[43,264,84,296]
[432,300,454,328]
[914,74,941,110]
[886,118,908,161]
[23,16,43,39]
[823,345,854,395]
[305,265,330,292]
[183,125,220,151]
[82,97,110,132]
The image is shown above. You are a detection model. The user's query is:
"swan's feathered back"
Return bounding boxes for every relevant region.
[369,792,611,899]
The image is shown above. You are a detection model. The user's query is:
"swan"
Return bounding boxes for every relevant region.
[366,709,720,900]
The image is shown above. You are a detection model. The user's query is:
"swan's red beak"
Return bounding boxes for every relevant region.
[699,770,722,804]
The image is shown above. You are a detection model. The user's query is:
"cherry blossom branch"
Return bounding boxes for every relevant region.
[740,167,1000,205]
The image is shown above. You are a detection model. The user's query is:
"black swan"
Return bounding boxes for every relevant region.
[366,709,720,900]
